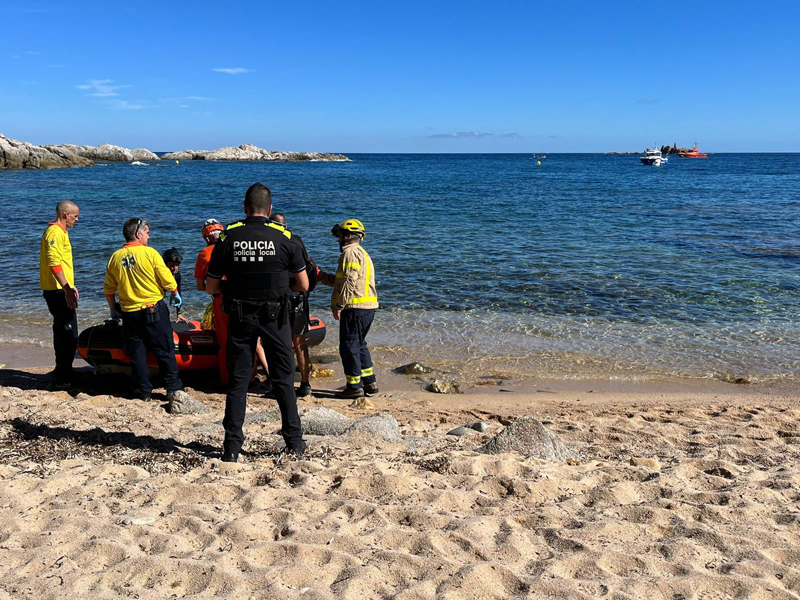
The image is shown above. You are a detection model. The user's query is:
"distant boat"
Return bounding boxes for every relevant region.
[677,142,708,159]
[640,147,666,166]
[532,153,547,160]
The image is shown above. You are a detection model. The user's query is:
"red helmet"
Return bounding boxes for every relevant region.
[202,218,224,238]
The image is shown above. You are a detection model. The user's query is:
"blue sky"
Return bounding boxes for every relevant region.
[3,1,799,152]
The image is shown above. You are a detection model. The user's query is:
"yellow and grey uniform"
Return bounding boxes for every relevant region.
[40,223,74,290]
[320,243,379,310]
[321,241,379,391]
[104,242,177,312]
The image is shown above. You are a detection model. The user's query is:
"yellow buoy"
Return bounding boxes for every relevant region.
[537,161,541,166]
[175,160,179,165]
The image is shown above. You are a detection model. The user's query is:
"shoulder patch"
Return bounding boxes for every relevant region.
[226,221,244,230]
[267,222,292,238]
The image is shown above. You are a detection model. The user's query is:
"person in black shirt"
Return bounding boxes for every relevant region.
[270,212,318,398]
[206,183,309,462]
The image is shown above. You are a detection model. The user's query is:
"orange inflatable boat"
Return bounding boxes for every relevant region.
[77,317,326,375]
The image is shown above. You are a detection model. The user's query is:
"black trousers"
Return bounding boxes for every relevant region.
[121,301,183,396]
[42,290,78,383]
[339,308,376,390]
[224,303,303,455]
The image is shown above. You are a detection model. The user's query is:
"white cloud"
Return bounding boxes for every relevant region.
[109,100,145,110]
[212,67,252,75]
[77,79,131,97]
[186,95,213,101]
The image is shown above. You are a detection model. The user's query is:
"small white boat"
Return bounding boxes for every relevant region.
[131,161,148,166]
[640,147,665,166]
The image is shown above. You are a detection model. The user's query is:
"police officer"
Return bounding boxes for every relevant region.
[206,183,309,462]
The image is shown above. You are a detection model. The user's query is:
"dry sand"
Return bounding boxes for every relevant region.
[1,362,799,599]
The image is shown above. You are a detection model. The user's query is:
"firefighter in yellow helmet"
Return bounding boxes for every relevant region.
[319,218,379,399]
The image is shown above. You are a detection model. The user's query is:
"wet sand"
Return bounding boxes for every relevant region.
[1,352,799,599]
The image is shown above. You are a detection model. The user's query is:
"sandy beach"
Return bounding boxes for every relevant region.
[1,353,799,600]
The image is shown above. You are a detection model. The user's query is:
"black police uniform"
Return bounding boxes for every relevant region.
[207,216,307,457]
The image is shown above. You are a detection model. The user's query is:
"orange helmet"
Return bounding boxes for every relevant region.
[202,218,224,238]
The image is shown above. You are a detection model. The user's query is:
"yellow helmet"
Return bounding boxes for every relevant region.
[333,218,366,238]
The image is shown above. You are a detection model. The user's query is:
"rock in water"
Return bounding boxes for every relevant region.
[0,134,93,170]
[427,379,460,394]
[399,362,433,375]
[91,143,134,161]
[130,148,159,161]
[479,416,576,461]
[160,149,210,160]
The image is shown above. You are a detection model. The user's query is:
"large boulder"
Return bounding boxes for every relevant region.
[160,149,209,160]
[130,148,159,161]
[205,144,266,161]
[1,134,93,170]
[479,416,577,461]
[91,143,134,161]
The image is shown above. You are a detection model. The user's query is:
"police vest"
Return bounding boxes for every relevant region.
[219,217,296,301]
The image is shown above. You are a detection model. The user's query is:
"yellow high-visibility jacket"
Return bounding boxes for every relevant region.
[320,242,378,310]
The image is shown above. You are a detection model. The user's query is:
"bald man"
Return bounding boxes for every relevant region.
[40,200,81,388]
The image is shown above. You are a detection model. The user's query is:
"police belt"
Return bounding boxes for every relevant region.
[223,294,289,323]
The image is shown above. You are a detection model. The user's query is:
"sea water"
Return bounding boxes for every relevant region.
[2,153,799,382]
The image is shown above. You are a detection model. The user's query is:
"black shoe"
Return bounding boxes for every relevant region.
[286,441,307,456]
[296,382,312,397]
[364,382,379,396]
[335,386,365,400]
[221,452,239,463]
[130,390,151,402]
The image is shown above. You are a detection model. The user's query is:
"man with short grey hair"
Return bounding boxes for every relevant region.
[104,217,193,412]
[40,200,80,388]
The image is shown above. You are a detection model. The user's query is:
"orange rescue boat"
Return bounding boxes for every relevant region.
[677,142,708,159]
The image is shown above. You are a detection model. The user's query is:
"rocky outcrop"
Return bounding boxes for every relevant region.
[130,148,159,161]
[93,143,135,161]
[160,149,209,160]
[169,144,350,162]
[46,143,160,162]
[0,134,93,170]
[661,144,690,155]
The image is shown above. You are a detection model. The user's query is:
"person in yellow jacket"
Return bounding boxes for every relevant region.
[40,200,80,388]
[319,218,379,399]
[103,217,193,412]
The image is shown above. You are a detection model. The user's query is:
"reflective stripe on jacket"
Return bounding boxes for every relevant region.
[325,243,378,310]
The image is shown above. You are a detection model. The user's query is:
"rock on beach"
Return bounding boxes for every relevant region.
[479,416,576,461]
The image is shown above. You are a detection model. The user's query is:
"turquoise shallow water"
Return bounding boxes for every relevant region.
[2,153,799,381]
